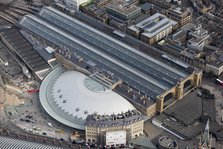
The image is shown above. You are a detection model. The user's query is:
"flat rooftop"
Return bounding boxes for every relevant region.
[128,13,177,38]
[169,6,192,17]
[19,7,189,100]
[107,2,141,16]
[85,110,143,127]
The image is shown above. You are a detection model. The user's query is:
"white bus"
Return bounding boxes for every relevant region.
[216,78,223,85]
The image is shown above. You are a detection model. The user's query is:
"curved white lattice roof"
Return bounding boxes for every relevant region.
[39,66,135,130]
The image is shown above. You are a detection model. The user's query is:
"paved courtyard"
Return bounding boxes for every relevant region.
[0,82,84,143]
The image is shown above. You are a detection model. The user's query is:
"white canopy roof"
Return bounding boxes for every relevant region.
[39,66,135,130]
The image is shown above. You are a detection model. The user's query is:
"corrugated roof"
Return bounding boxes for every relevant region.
[0,28,50,72]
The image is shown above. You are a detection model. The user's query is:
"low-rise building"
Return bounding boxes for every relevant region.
[65,0,90,10]
[205,51,223,76]
[106,2,141,22]
[179,45,223,76]
[127,13,178,44]
[180,49,201,64]
[166,6,192,27]
[140,3,155,15]
[189,0,212,14]
[85,110,144,147]
[162,42,187,57]
[147,0,172,9]
[206,61,223,76]
[168,29,187,44]
[93,0,111,7]
[182,23,210,51]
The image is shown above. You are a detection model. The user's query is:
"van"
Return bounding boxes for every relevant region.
[197,91,202,97]
[47,123,53,127]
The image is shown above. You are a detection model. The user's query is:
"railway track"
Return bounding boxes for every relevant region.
[11,8,28,15]
[0,4,37,24]
[11,5,36,14]
[4,9,21,20]
[0,11,16,24]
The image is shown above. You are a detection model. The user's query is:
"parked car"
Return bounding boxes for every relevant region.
[25,119,31,123]
[42,132,47,135]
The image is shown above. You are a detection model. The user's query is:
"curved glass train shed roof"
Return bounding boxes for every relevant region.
[19,7,190,100]
[39,66,135,130]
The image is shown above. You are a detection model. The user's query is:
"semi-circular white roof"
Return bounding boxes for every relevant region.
[39,66,135,130]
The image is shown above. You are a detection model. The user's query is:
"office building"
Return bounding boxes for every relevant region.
[182,23,210,51]
[85,110,144,146]
[106,2,141,22]
[127,13,178,44]
[65,0,89,10]
[166,6,192,27]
